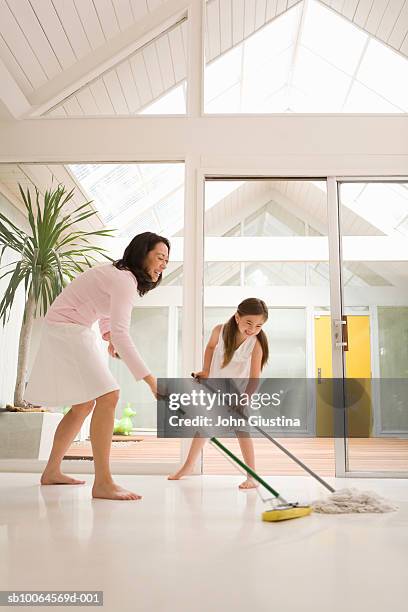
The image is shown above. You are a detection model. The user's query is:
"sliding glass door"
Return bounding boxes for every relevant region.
[339,180,408,476]
[201,175,408,478]
[202,178,338,476]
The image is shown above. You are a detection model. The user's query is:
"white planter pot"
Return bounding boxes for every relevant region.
[0,412,63,460]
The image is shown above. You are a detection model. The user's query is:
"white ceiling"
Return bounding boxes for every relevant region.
[320,0,408,56]
[46,19,187,117]
[206,0,408,62]
[0,0,407,117]
[0,0,167,94]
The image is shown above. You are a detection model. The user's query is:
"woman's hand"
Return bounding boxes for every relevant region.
[143,374,158,398]
[192,370,209,380]
[108,342,120,359]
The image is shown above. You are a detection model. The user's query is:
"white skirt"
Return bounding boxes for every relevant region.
[24,322,120,407]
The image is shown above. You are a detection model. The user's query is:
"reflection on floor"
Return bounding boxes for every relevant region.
[0,473,407,612]
[65,436,180,463]
[205,438,408,474]
[65,437,408,474]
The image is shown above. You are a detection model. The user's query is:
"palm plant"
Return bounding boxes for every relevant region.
[0,184,114,407]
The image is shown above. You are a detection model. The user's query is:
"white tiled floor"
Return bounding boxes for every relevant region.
[0,473,407,612]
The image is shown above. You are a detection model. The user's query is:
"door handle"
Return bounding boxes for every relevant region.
[334,316,349,351]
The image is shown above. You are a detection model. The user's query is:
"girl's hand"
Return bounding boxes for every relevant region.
[108,342,120,358]
[192,370,209,380]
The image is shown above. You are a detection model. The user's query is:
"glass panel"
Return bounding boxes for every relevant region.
[339,182,408,473]
[109,308,168,430]
[203,178,335,475]
[204,0,408,113]
[2,162,184,465]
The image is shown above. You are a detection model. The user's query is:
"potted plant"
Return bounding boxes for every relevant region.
[0,183,113,459]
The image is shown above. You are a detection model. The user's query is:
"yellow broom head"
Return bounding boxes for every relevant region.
[262,505,313,522]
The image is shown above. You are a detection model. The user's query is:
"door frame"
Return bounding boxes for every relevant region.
[336,176,408,478]
[198,171,408,479]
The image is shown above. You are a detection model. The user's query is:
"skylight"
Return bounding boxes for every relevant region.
[69,163,185,238]
[141,82,186,115]
[204,0,407,113]
[68,166,245,239]
[340,183,408,237]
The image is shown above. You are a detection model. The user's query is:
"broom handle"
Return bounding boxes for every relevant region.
[252,425,335,493]
[193,375,335,494]
[210,437,281,499]
[175,404,281,498]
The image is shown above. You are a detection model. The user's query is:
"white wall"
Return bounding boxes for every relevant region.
[0,194,27,406]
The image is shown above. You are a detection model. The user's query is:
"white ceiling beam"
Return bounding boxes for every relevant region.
[26,0,190,117]
[163,235,408,262]
[0,59,31,119]
[204,236,408,262]
[202,286,408,307]
[1,116,407,165]
[132,285,408,308]
[186,0,204,116]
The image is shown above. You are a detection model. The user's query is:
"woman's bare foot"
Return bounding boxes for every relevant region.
[92,481,142,501]
[41,470,86,485]
[239,478,259,490]
[167,466,194,480]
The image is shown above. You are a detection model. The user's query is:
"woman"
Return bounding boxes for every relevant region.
[24,232,169,501]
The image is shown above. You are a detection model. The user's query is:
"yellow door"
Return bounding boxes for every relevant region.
[314,315,372,436]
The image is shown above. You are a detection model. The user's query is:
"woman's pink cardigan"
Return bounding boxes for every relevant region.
[45,263,150,380]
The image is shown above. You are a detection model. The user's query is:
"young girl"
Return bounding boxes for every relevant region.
[168,298,269,489]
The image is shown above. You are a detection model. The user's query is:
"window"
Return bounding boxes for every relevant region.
[204,0,408,113]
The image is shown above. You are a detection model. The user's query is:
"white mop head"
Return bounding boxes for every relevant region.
[312,487,399,514]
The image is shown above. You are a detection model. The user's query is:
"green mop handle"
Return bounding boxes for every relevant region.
[210,437,280,499]
[175,405,280,498]
[194,375,335,494]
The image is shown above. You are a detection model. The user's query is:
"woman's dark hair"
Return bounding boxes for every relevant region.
[114,232,170,296]
[222,298,269,370]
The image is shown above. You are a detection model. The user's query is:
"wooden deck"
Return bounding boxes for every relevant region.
[65,437,408,474]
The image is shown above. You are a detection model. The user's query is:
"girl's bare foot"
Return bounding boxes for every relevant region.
[92,481,142,500]
[167,466,194,480]
[239,478,259,490]
[41,470,86,485]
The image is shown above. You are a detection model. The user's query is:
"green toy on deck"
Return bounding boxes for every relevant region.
[113,403,137,436]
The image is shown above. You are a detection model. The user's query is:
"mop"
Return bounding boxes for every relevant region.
[192,376,398,515]
[209,436,313,522]
[174,422,313,521]
[172,390,312,521]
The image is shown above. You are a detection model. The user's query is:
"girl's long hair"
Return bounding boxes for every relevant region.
[114,232,170,296]
[222,298,269,370]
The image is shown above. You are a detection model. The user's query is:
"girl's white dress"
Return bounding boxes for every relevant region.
[209,325,258,390]
[205,326,258,433]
